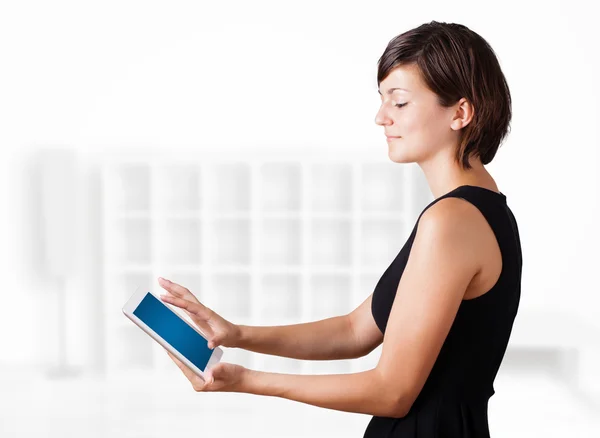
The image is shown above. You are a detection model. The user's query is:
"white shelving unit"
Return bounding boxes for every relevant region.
[101,147,432,377]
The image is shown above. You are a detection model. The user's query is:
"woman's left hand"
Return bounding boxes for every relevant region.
[166,350,250,393]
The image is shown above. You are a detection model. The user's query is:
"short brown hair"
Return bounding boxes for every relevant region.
[377,21,512,170]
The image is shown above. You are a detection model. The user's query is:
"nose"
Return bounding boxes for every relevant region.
[375,106,392,127]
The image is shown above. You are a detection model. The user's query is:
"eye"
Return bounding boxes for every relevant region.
[395,103,407,108]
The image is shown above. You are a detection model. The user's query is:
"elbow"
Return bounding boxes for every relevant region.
[386,389,416,418]
[396,390,418,418]
[373,369,414,418]
[398,397,414,418]
[396,386,419,417]
[388,397,410,419]
[381,389,412,418]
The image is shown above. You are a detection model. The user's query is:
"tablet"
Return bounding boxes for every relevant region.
[122,287,223,380]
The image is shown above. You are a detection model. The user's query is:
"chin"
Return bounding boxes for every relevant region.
[387,149,416,164]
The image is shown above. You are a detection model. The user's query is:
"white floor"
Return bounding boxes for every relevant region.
[0,367,598,437]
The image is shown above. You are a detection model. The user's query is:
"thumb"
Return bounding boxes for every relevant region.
[204,370,215,386]
[208,338,220,349]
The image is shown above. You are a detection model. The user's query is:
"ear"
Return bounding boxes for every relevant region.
[450,98,474,131]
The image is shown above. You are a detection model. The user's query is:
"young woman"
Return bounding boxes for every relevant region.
[159,20,521,438]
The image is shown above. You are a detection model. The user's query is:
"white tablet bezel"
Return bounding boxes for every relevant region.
[122,287,223,380]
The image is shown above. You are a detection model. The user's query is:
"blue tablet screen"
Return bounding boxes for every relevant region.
[133,292,213,371]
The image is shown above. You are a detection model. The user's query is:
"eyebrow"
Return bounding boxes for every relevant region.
[378,87,410,95]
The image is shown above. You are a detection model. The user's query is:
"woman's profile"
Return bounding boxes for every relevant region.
[158,20,521,438]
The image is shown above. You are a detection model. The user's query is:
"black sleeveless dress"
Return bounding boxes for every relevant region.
[364,185,522,438]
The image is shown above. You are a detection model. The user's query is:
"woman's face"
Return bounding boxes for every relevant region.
[375,63,463,164]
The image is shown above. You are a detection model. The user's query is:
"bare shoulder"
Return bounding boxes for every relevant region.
[416,197,491,267]
[419,196,488,236]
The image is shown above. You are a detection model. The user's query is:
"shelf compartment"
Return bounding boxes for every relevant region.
[361,163,405,212]
[310,218,352,266]
[106,163,151,212]
[155,163,201,211]
[157,217,201,265]
[206,162,251,212]
[260,273,302,320]
[309,163,353,212]
[210,273,251,319]
[209,218,250,265]
[309,273,352,320]
[259,162,301,212]
[112,217,152,265]
[360,218,406,267]
[259,218,301,266]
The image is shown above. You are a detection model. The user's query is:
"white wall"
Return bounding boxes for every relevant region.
[0,0,599,435]
[2,0,599,363]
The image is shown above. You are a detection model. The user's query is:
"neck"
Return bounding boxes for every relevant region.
[418,148,498,199]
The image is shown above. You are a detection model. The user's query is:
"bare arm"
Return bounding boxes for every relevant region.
[236,293,383,361]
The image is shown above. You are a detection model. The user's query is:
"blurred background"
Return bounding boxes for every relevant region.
[1,0,599,436]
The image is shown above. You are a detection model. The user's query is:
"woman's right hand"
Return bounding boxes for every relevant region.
[158,277,241,349]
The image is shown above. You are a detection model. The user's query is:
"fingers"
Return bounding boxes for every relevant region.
[160,294,209,318]
[158,277,199,302]
[167,351,212,391]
